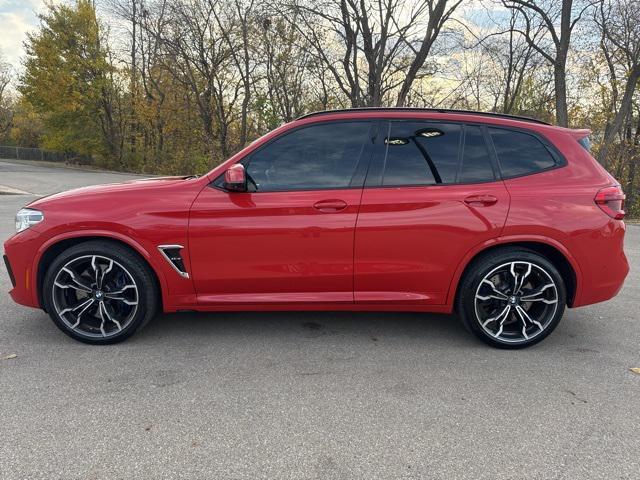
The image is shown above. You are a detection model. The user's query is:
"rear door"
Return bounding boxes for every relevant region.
[354,120,510,305]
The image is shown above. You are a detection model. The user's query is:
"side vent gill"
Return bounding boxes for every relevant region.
[158,245,190,278]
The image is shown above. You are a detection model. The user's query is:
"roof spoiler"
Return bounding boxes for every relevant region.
[568,128,591,139]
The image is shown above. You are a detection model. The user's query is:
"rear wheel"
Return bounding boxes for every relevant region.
[457,248,566,348]
[43,240,159,344]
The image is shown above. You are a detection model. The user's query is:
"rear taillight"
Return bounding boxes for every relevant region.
[595,185,625,220]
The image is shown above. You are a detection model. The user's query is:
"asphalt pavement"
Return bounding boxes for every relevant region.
[0,158,639,479]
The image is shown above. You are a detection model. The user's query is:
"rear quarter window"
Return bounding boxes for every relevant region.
[489,128,558,178]
[578,136,591,152]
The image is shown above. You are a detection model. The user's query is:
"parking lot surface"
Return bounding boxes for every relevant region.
[1,158,639,479]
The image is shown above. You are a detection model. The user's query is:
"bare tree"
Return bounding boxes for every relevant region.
[287,0,461,107]
[142,0,240,159]
[0,54,13,141]
[213,0,259,147]
[482,9,543,114]
[396,0,462,106]
[502,0,594,126]
[104,0,142,155]
[257,15,312,123]
[595,0,640,166]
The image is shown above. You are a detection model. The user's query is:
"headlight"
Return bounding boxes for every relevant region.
[15,208,44,233]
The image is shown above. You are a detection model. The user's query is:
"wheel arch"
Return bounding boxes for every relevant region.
[34,232,167,311]
[449,237,580,309]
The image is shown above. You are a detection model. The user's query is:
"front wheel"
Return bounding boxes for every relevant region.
[42,240,159,344]
[457,248,566,349]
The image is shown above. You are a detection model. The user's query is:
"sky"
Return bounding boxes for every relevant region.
[0,0,48,69]
[0,0,495,70]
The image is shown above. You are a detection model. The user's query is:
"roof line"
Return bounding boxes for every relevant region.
[296,108,551,126]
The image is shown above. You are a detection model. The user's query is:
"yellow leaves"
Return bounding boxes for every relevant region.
[630,368,640,375]
[19,0,112,157]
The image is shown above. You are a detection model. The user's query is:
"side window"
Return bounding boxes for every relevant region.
[245,121,370,191]
[459,125,495,183]
[489,128,557,177]
[382,122,461,186]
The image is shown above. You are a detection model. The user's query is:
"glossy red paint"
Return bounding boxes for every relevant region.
[189,187,361,304]
[3,110,629,316]
[354,182,510,305]
[223,163,247,191]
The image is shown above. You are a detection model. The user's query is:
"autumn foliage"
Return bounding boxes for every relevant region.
[0,0,638,214]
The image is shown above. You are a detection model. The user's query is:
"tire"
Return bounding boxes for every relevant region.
[42,240,159,344]
[456,248,566,349]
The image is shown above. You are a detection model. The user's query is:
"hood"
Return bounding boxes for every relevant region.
[27,176,194,208]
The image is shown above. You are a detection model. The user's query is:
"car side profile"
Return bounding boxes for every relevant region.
[3,108,629,347]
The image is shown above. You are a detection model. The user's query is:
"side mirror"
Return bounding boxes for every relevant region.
[224,164,247,192]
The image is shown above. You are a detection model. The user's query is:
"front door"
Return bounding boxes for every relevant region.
[189,120,374,304]
[354,120,510,305]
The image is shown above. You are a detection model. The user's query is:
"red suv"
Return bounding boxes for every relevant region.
[3,109,629,347]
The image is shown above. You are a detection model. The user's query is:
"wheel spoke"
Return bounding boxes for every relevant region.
[521,297,558,304]
[56,268,92,293]
[97,302,107,336]
[53,254,139,338]
[70,299,96,329]
[104,295,137,306]
[521,283,557,304]
[100,259,113,289]
[482,304,511,328]
[475,260,559,343]
[105,284,136,296]
[476,279,509,301]
[99,302,122,332]
[91,256,114,289]
[492,305,512,338]
[91,255,99,286]
[104,284,137,306]
[510,262,532,295]
[515,305,544,333]
[59,297,94,317]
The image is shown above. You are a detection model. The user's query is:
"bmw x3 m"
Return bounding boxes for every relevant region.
[3,108,629,347]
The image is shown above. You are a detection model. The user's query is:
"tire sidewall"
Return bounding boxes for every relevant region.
[42,241,157,344]
[458,249,567,349]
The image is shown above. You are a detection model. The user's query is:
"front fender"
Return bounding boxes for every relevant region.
[31,229,185,311]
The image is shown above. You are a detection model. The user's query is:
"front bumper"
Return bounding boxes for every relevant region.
[3,228,42,308]
[3,254,16,288]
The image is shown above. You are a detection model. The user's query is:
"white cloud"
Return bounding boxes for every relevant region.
[0,0,49,69]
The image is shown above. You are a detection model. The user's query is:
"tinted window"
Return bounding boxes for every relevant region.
[490,128,556,177]
[245,121,370,191]
[382,122,461,186]
[578,136,591,152]
[459,125,494,183]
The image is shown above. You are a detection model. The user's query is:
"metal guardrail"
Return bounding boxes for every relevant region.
[0,145,92,164]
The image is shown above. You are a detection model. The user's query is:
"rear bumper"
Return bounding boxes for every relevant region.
[3,228,42,309]
[572,220,629,307]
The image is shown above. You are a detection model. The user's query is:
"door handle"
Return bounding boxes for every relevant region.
[313,199,348,212]
[464,194,498,206]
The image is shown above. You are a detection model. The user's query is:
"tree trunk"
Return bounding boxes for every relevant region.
[554,62,569,127]
[396,0,451,107]
[627,153,637,208]
[597,65,640,165]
